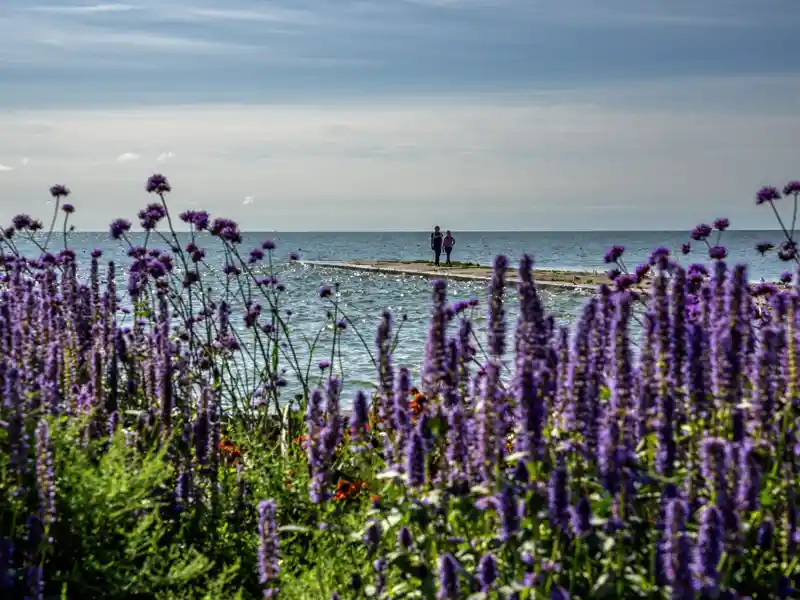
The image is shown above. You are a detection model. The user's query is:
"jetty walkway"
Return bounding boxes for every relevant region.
[299,259,602,291]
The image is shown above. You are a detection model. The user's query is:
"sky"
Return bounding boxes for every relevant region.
[0,0,799,231]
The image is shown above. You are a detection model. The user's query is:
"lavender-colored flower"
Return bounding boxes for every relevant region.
[780,271,792,284]
[397,527,413,551]
[349,390,369,444]
[570,496,592,538]
[681,242,691,255]
[61,203,75,214]
[373,557,387,596]
[487,256,508,358]
[756,185,781,205]
[693,505,724,590]
[604,245,625,264]
[477,553,497,592]
[690,223,713,241]
[737,441,763,513]
[407,430,426,487]
[437,553,460,600]
[50,184,70,198]
[257,500,280,596]
[548,457,569,531]
[376,310,395,424]
[318,285,333,298]
[109,218,131,239]
[364,520,381,549]
[146,173,171,194]
[784,180,800,196]
[35,419,55,526]
[708,245,727,260]
[495,486,521,541]
[757,517,774,550]
[138,202,167,230]
[551,587,570,600]
[210,218,242,243]
[650,246,671,269]
[713,217,730,231]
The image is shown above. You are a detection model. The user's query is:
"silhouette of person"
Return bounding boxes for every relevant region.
[443,230,455,266]
[430,226,443,266]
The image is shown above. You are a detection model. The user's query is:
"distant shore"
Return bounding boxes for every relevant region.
[301,259,611,290]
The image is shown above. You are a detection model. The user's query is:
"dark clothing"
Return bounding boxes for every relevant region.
[445,247,452,265]
[431,231,443,266]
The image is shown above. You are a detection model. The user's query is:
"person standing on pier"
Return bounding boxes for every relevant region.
[443,230,455,266]
[431,226,443,266]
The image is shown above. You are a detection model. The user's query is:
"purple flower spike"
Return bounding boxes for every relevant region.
[780,271,792,284]
[681,242,691,255]
[713,217,730,231]
[756,186,781,205]
[257,500,280,597]
[61,203,75,214]
[477,553,497,592]
[262,238,276,250]
[146,173,171,194]
[784,180,800,196]
[49,184,70,198]
[35,419,56,526]
[437,553,459,600]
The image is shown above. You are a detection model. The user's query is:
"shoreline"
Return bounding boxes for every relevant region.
[300,259,607,291]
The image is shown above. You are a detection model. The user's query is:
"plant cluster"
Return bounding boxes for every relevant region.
[1,176,799,599]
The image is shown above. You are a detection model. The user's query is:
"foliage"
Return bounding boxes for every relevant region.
[1,176,799,599]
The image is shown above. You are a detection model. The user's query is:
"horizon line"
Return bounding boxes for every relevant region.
[55,228,787,234]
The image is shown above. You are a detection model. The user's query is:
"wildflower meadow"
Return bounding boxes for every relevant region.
[1,175,800,599]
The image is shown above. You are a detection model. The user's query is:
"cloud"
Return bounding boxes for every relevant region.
[116,152,140,162]
[20,157,29,165]
[0,76,798,231]
[0,164,13,172]
[157,151,176,162]
[243,195,255,205]
[28,3,140,14]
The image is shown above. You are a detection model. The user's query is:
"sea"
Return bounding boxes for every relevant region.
[7,230,791,402]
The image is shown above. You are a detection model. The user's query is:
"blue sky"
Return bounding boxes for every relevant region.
[0,0,799,231]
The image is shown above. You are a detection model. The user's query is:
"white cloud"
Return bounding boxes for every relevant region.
[116,152,140,162]
[157,151,176,162]
[243,195,255,205]
[28,4,141,14]
[0,164,14,172]
[0,77,798,231]
[181,7,316,25]
[20,157,29,165]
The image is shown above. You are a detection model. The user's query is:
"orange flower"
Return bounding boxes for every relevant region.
[294,435,310,450]
[333,478,368,502]
[219,439,242,466]
[408,392,426,423]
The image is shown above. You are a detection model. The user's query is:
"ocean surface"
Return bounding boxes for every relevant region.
[7,229,791,401]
